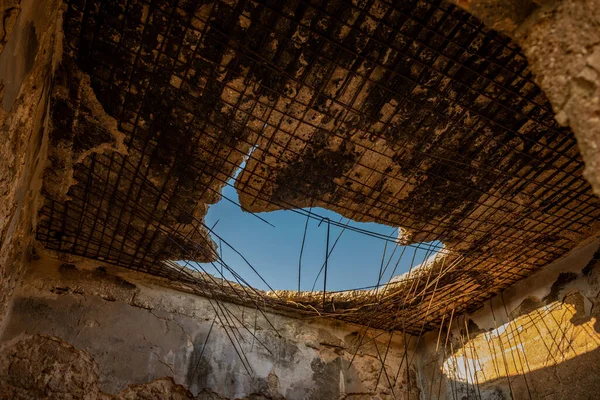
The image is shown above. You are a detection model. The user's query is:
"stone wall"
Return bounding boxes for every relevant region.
[417,234,600,399]
[4,240,600,400]
[0,0,62,327]
[0,252,421,400]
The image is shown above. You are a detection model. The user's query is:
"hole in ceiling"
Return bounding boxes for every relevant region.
[183,157,443,292]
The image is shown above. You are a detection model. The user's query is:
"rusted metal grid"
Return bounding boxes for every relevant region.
[37,0,600,334]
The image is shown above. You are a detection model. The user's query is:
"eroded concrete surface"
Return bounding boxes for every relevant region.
[0,0,62,325]
[454,0,600,198]
[0,252,420,400]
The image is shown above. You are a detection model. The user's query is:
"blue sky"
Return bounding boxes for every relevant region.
[189,179,441,292]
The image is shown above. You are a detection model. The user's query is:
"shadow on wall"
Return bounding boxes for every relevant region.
[443,346,600,400]
[419,245,600,400]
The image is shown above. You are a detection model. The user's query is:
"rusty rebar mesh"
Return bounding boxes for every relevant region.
[36,0,600,333]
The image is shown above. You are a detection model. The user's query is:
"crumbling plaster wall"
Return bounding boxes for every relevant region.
[416,234,600,399]
[453,0,600,197]
[0,0,62,327]
[0,252,421,400]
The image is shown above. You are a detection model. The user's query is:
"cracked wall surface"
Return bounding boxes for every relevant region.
[0,251,421,400]
[416,234,600,399]
[0,334,228,400]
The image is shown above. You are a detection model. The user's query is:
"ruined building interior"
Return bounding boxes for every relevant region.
[1,0,600,398]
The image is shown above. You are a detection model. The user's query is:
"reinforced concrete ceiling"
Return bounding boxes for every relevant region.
[36,0,600,332]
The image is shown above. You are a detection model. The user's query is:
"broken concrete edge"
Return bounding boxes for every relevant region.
[271,249,452,305]
[25,230,598,340]
[178,244,456,320]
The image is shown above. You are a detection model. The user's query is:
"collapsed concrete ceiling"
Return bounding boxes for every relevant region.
[36,0,600,332]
